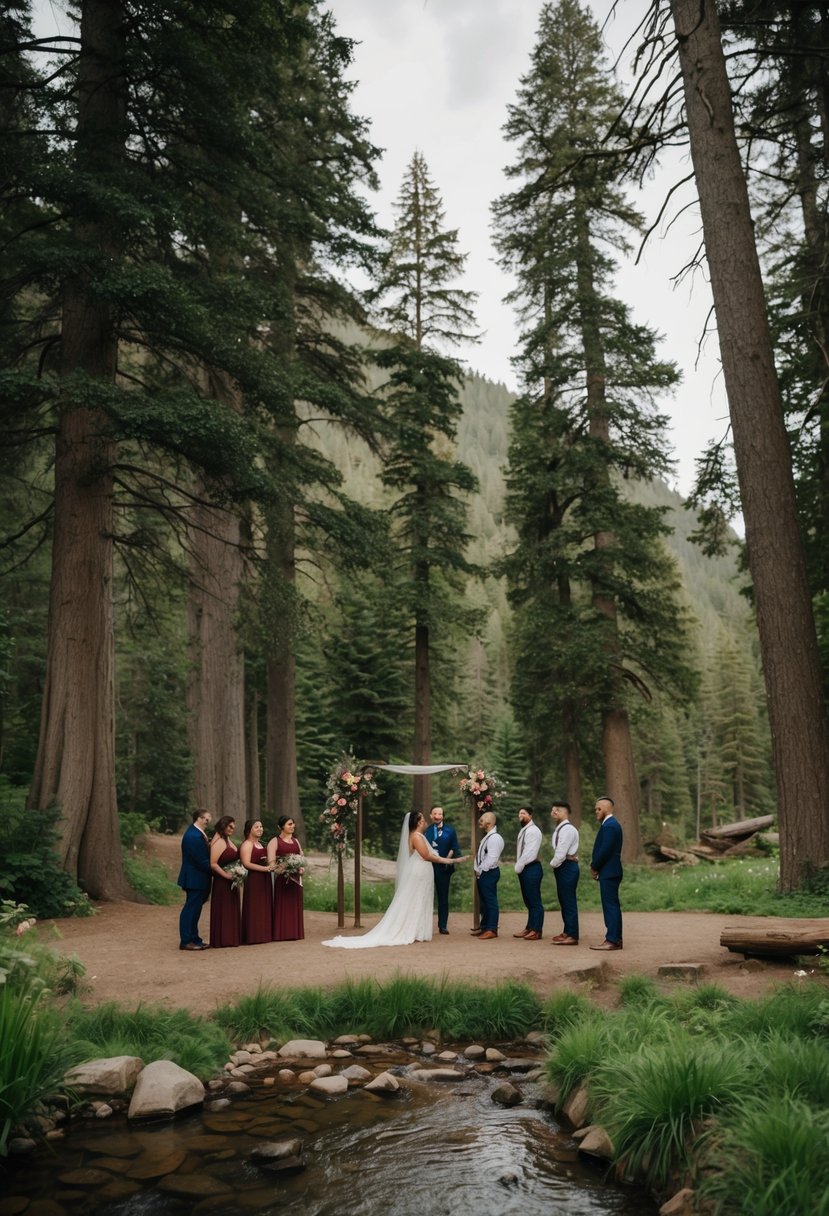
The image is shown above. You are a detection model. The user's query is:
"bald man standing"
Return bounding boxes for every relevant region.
[473,811,504,940]
[590,796,623,950]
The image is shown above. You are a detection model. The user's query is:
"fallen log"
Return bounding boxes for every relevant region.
[653,846,700,866]
[702,814,774,842]
[720,918,829,957]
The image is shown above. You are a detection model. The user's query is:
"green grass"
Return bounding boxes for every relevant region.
[123,855,180,905]
[0,979,75,1156]
[698,1098,829,1216]
[65,1001,232,1080]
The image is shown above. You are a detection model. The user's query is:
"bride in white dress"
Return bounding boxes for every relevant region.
[322,811,465,949]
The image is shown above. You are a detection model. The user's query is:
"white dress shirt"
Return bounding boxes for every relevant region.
[514,821,542,873]
[550,820,580,869]
[475,829,504,875]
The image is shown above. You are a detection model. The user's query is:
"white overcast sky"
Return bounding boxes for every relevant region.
[34,0,730,494]
[327,0,730,494]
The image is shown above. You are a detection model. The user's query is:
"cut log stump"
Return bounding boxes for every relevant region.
[720,919,829,957]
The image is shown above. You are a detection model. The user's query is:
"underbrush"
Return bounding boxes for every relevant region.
[545,976,829,1214]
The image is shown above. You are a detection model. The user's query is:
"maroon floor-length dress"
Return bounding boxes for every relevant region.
[241,842,274,945]
[210,842,242,948]
[273,837,304,941]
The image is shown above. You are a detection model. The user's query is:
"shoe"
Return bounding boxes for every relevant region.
[523,931,542,941]
[478,930,498,940]
[470,928,483,936]
[439,928,449,935]
[590,941,622,951]
[180,942,205,951]
[550,933,566,942]
[513,929,530,938]
[553,935,578,946]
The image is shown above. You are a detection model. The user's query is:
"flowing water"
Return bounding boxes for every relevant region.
[4,1047,657,1216]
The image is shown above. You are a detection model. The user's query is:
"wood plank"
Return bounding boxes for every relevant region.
[702,814,775,840]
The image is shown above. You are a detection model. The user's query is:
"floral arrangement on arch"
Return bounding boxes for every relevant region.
[459,766,507,812]
[321,756,378,856]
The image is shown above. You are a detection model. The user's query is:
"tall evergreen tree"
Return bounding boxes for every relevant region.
[494,0,694,856]
[372,151,479,813]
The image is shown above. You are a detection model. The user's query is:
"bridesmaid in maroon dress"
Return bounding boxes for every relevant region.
[240,820,274,944]
[209,816,241,948]
[268,815,305,941]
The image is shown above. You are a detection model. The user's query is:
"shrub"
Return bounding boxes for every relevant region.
[2,783,93,918]
[0,977,73,1156]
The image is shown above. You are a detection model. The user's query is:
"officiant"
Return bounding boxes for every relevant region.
[424,805,460,935]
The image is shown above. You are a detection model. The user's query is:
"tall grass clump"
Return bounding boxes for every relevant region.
[617,974,663,1009]
[66,1001,230,1079]
[741,1033,829,1106]
[698,1097,829,1216]
[724,983,829,1040]
[541,988,598,1036]
[0,978,73,1156]
[593,1037,750,1186]
[546,1019,612,1101]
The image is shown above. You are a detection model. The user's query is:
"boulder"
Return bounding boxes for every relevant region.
[225,1081,251,1096]
[277,1069,296,1083]
[331,1050,353,1059]
[659,1189,697,1216]
[485,1048,505,1062]
[491,1082,522,1107]
[65,1056,144,1097]
[277,1039,326,1059]
[127,1060,205,1121]
[437,1051,458,1063]
[409,1068,463,1082]
[561,1085,590,1128]
[334,1034,361,1046]
[312,1064,332,1078]
[577,1125,614,1159]
[340,1065,372,1083]
[463,1045,486,1059]
[309,1075,348,1097]
[250,1138,303,1163]
[364,1071,400,1095]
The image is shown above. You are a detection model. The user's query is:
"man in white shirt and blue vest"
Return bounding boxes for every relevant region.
[472,811,504,940]
[514,805,544,940]
[549,801,580,945]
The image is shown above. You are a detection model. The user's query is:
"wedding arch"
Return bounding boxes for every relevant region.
[322,758,505,928]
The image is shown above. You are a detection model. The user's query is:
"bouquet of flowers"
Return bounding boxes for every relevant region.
[320,755,379,857]
[275,854,306,884]
[459,766,507,811]
[222,860,247,891]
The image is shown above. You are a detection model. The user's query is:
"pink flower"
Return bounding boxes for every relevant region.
[350,785,358,792]
[477,769,484,779]
[480,782,488,792]
[338,797,347,806]
[15,918,36,936]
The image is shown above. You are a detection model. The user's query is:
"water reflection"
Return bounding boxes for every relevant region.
[5,1049,656,1216]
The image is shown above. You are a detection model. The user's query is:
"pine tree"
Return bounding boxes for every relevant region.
[494,0,694,857]
[372,151,479,813]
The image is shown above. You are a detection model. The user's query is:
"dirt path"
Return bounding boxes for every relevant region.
[32,832,815,1012]
[40,904,808,1014]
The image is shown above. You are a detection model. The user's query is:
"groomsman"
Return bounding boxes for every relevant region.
[177,809,212,951]
[424,805,460,934]
[473,811,504,940]
[549,801,580,945]
[513,805,544,940]
[590,795,623,950]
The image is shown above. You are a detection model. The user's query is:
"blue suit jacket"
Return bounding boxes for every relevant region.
[591,816,623,879]
[424,822,460,860]
[177,824,212,891]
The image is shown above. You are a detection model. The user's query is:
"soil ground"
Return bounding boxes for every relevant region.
[37,834,820,1013]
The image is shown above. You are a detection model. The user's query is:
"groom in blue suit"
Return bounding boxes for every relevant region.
[424,806,460,934]
[590,796,623,950]
[177,809,212,950]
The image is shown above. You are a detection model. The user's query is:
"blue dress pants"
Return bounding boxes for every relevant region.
[598,874,622,944]
[180,887,209,947]
[477,867,500,932]
[433,866,453,931]
[553,860,580,940]
[518,861,544,933]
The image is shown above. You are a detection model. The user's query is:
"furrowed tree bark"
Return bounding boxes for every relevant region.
[670,0,829,888]
[28,0,132,899]
[187,374,247,821]
[575,205,643,861]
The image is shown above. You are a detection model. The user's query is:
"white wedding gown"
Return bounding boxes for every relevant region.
[322,835,436,949]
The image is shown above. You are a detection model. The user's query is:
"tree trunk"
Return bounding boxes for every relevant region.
[562,701,583,825]
[413,560,432,814]
[574,204,644,859]
[28,0,131,899]
[246,688,260,822]
[671,0,829,889]
[264,480,304,842]
[187,370,247,822]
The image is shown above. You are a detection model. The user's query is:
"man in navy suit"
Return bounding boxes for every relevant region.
[589,796,623,950]
[177,809,212,950]
[424,805,460,934]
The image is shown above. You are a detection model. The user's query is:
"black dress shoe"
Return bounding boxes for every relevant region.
[439,928,449,935]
